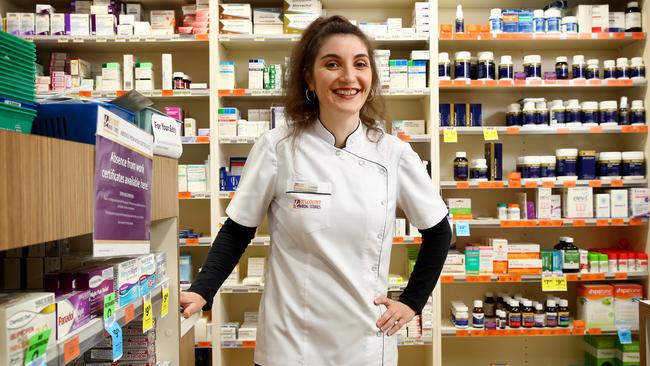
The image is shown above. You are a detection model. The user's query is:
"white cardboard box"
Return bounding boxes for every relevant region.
[629,188,649,217]
[609,189,628,218]
[594,193,611,218]
[536,188,552,219]
[562,187,594,218]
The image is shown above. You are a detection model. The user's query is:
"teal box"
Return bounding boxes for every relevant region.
[465,249,480,275]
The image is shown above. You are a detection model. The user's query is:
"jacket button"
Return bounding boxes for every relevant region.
[380,200,386,206]
[377,233,383,239]
[371,265,378,272]
[376,331,383,337]
[335,151,341,156]
[358,160,365,166]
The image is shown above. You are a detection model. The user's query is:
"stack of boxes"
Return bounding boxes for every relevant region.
[577,283,644,330]
[178,163,209,194]
[584,336,641,366]
[69,57,92,89]
[218,107,240,137]
[179,2,210,35]
[283,0,322,34]
[413,2,430,34]
[374,49,391,91]
[219,4,253,35]
[254,8,283,35]
[85,320,157,364]
[0,32,37,133]
[101,62,122,91]
[49,52,68,92]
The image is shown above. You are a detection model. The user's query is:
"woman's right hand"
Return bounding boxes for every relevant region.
[180,291,207,318]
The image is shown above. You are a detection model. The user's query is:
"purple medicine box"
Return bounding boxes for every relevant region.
[56,290,91,340]
[74,265,115,318]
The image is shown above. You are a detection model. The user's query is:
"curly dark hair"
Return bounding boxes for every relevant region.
[284,15,386,141]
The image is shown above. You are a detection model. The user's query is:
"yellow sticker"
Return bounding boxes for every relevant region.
[161,283,169,319]
[541,274,567,292]
[142,294,153,333]
[483,128,499,141]
[443,128,458,143]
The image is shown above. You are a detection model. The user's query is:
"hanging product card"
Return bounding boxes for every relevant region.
[23,328,51,365]
[104,293,116,322]
[94,106,153,257]
[105,320,123,361]
[151,113,183,159]
[455,221,470,236]
[617,327,632,344]
[142,293,154,333]
[161,282,169,318]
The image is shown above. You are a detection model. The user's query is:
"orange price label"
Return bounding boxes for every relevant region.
[528,79,543,86]
[116,90,128,97]
[630,218,644,226]
[196,136,210,143]
[507,329,522,336]
[124,303,135,324]
[452,80,468,87]
[555,329,571,335]
[178,192,191,199]
[78,91,92,97]
[572,327,585,335]
[597,219,610,226]
[525,181,538,188]
[455,330,469,337]
[566,274,579,281]
[506,127,520,135]
[491,181,505,188]
[398,134,411,142]
[508,179,522,188]
[634,125,649,133]
[610,179,624,187]
[573,320,586,328]
[572,219,586,227]
[467,275,491,283]
[197,341,212,348]
[572,79,586,86]
[615,273,628,280]
[522,329,535,336]
[242,341,256,348]
[590,126,603,133]
[542,181,555,188]
[195,34,209,41]
[556,128,570,134]
[539,220,554,227]
[485,330,500,336]
[393,236,405,243]
[64,336,81,364]
[588,180,602,187]
[456,181,470,189]
[551,220,564,227]
[478,181,491,188]
[441,276,454,283]
[498,79,514,87]
[582,273,606,281]
[612,218,625,226]
[469,330,485,337]
[162,89,173,97]
[228,191,235,199]
[439,80,452,87]
[622,125,635,133]
[498,275,522,282]
[632,32,645,39]
[563,180,577,188]
[218,89,232,96]
[586,79,602,86]
[185,238,199,246]
[500,220,516,227]
[233,89,246,96]
[588,328,602,335]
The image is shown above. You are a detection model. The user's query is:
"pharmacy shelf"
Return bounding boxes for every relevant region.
[219,136,259,145]
[440,271,649,284]
[461,218,648,228]
[37,89,210,102]
[179,192,211,200]
[22,34,208,52]
[220,282,409,294]
[439,79,644,90]
[440,125,649,136]
[219,33,429,51]
[181,136,210,145]
[439,32,646,51]
[217,88,430,99]
[220,338,431,349]
[179,237,213,246]
[181,311,203,338]
[45,280,166,365]
[440,179,648,189]
[439,318,633,338]
[395,134,432,142]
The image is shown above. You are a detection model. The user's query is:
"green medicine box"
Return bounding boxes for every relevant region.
[584,335,616,366]
[615,340,640,366]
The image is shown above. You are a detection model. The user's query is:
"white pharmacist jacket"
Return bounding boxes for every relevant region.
[226,120,448,366]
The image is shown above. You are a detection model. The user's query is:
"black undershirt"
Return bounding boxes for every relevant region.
[187,216,451,314]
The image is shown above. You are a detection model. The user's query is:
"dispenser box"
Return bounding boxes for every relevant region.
[594,193,611,218]
[563,187,594,218]
[628,188,649,217]
[577,284,615,329]
[608,189,628,218]
[447,198,471,220]
[612,283,643,326]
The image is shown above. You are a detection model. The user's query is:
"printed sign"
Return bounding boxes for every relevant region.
[151,113,183,158]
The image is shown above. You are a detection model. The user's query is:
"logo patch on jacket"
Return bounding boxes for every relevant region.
[292,199,321,209]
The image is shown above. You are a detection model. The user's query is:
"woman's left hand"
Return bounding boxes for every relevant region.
[374,296,416,336]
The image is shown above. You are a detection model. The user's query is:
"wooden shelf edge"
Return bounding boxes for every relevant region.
[0,131,178,250]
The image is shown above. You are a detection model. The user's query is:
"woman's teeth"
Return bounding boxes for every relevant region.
[334,89,359,96]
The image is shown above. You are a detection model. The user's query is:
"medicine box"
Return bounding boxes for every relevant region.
[616,340,640,366]
[56,290,91,340]
[162,53,173,91]
[178,165,188,192]
[126,3,143,21]
[536,187,552,219]
[187,164,208,193]
[609,189,628,218]
[392,120,425,136]
[111,258,140,307]
[283,0,322,15]
[577,284,615,329]
[283,13,320,34]
[219,4,252,20]
[584,335,616,366]
[465,248,479,275]
[612,283,643,326]
[395,218,407,236]
[1,293,57,366]
[478,246,493,274]
[74,265,114,317]
[551,195,562,218]
[447,198,471,220]
[67,13,90,36]
[180,255,192,284]
[155,252,167,284]
[247,257,266,278]
[219,19,253,34]
[595,193,611,218]
[221,322,239,341]
[138,254,157,296]
[36,14,50,35]
[628,188,649,217]
[254,8,283,24]
[591,5,609,33]
[563,187,594,218]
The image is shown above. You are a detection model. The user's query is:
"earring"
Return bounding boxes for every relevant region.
[305,89,316,102]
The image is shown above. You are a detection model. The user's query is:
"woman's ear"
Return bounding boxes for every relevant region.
[305,70,315,91]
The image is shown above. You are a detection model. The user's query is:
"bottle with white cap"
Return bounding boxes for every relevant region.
[625,2,642,32]
[549,100,566,125]
[455,4,465,33]
[572,55,586,80]
[617,57,630,79]
[555,56,569,80]
[478,52,496,80]
[620,96,630,125]
[454,151,469,181]
[599,101,619,126]
[585,59,599,80]
[545,8,562,33]
[581,101,599,125]
[631,100,646,125]
[565,99,582,125]
[523,101,536,126]
[454,51,471,80]
[533,9,545,33]
[603,60,616,80]
[472,300,484,329]
[506,103,522,126]
[439,52,451,80]
[498,55,514,80]
[524,55,542,80]
[535,101,549,125]
[631,57,646,80]
[489,8,503,33]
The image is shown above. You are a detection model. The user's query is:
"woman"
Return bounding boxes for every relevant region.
[181,16,451,366]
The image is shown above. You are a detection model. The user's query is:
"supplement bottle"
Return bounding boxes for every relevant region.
[522,156,541,178]
[470,159,488,181]
[599,101,619,125]
[617,58,630,79]
[545,8,561,33]
[537,102,549,125]
[533,9,545,33]
[631,100,646,125]
[523,101,536,126]
[534,303,546,328]
[554,237,580,273]
[561,16,578,33]
[456,4,465,33]
[490,8,503,33]
[549,100,566,125]
[609,253,619,273]
[565,100,581,125]
[472,300,484,329]
[631,57,646,80]
[619,253,629,273]
[603,60,616,80]
[522,300,535,328]
[622,151,645,179]
[637,253,648,272]
[499,55,514,80]
[507,204,520,220]
[590,252,601,272]
[586,59,600,80]
[572,55,586,80]
[556,148,578,177]
[183,74,191,89]
[524,55,542,80]
[620,96,630,125]
[470,56,478,80]
[555,56,569,80]
[497,203,508,220]
[454,51,471,80]
[581,101,599,125]
[478,52,496,80]
[495,293,505,311]
[438,52,451,80]
[454,152,469,181]
[508,300,521,328]
[173,72,185,89]
[540,155,557,178]
[496,310,507,329]
[506,103,522,126]
[598,152,622,178]
[577,150,597,180]
[484,293,496,318]
[558,299,570,327]
[626,2,642,32]
[545,299,558,327]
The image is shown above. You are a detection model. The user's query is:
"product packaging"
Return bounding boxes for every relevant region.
[56,291,91,340]
[577,284,615,329]
[110,258,140,307]
[138,254,157,296]
[73,265,114,317]
[562,187,594,218]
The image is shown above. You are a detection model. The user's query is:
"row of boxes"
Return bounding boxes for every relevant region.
[178,163,209,193]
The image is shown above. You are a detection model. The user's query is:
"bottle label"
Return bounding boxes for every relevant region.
[490,19,503,32]
[523,312,535,327]
[604,69,615,79]
[439,64,450,78]
[455,19,465,33]
[472,313,485,327]
[455,62,470,79]
[631,110,645,125]
[573,66,585,79]
[534,314,545,327]
[559,312,570,326]
[563,249,580,270]
[508,314,521,327]
[546,313,558,327]
[626,13,642,29]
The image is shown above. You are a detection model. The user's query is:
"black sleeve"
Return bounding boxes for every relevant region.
[398,217,452,314]
[186,218,257,310]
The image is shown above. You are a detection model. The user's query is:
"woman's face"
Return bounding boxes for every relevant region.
[308,34,373,118]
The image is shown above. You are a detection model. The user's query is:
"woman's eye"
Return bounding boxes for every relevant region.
[326,62,339,68]
[356,62,368,68]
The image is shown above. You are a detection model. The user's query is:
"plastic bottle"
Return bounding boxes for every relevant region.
[631,57,646,80]
[522,300,535,328]
[534,9,545,33]
[496,310,507,329]
[536,102,549,125]
[604,60,616,80]
[524,55,542,80]
[617,58,630,79]
[590,252,601,272]
[523,101,536,125]
[609,253,619,273]
[534,303,546,328]
[598,152,622,178]
[599,101,618,126]
[507,204,520,220]
[556,148,579,177]
[490,8,503,33]
[454,152,469,181]
[545,8,562,33]
[619,253,629,272]
[506,103,522,126]
[626,2,642,32]
[456,5,465,33]
[495,293,505,311]
[497,203,508,220]
[484,293,496,318]
[508,300,521,328]
[620,96,630,125]
[549,100,566,125]
[438,52,451,80]
[545,299,558,327]
[478,52,496,80]
[472,300,485,329]
[572,55,586,80]
[565,100,581,125]
[470,159,488,181]
[454,51,471,80]
[558,299,570,327]
[586,59,600,80]
[499,55,514,80]
[637,253,648,272]
[622,151,645,178]
[173,72,185,89]
[555,56,569,80]
[541,155,557,178]
[561,16,578,33]
[554,237,580,273]
[631,100,646,125]
[581,101,599,125]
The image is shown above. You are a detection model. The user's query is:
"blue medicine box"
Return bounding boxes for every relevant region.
[219,167,241,191]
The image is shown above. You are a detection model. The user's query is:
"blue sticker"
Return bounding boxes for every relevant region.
[617,327,632,344]
[106,320,123,361]
[456,221,470,237]
[24,356,46,366]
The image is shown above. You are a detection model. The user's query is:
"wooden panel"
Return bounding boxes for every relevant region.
[0,131,178,250]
